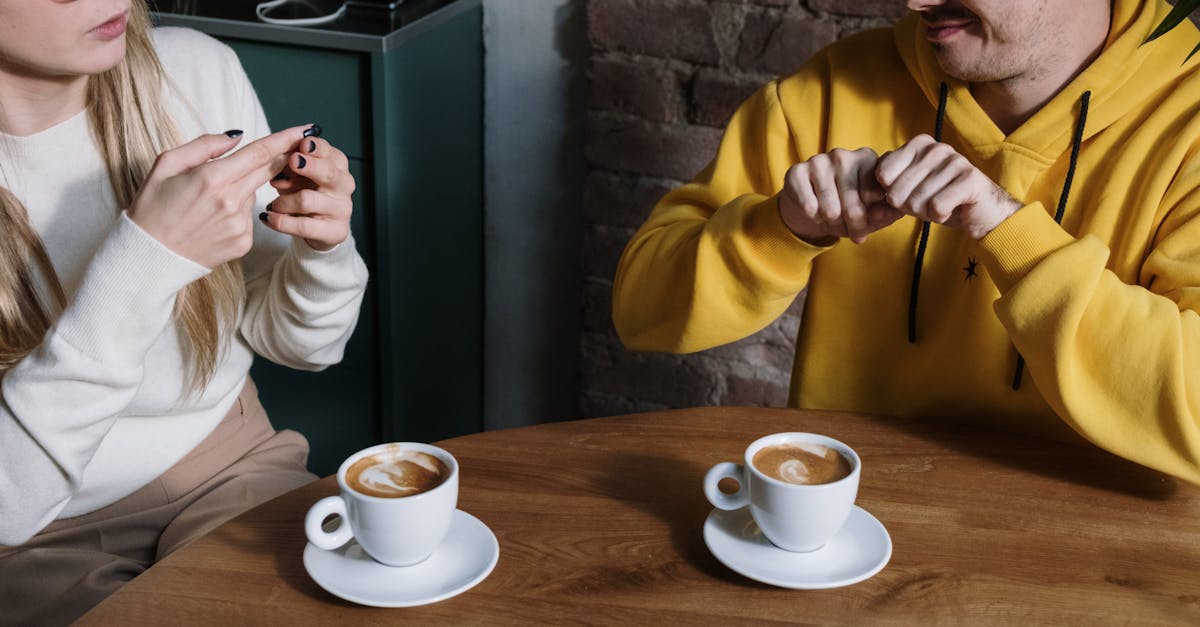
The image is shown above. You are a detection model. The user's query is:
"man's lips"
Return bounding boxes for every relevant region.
[923,18,976,43]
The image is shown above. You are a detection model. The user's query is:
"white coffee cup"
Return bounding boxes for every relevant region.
[703,432,860,552]
[305,442,459,567]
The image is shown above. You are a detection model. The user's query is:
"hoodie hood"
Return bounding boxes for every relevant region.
[894,0,1200,389]
[895,0,1200,170]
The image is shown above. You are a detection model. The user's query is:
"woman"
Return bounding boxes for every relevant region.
[0,1,369,622]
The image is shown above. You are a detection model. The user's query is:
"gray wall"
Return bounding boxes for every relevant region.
[482,0,586,429]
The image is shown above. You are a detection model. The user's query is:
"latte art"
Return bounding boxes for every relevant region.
[777,459,814,484]
[752,443,852,486]
[346,450,449,498]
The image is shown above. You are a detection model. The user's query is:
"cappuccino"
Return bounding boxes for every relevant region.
[346,449,449,498]
[752,443,851,486]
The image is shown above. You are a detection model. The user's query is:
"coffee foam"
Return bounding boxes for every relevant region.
[777,459,813,484]
[347,450,448,498]
[752,442,852,486]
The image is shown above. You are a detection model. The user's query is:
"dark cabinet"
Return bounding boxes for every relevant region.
[154,0,484,475]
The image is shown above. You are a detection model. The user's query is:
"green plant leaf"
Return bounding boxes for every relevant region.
[1145,0,1200,44]
[1186,40,1200,62]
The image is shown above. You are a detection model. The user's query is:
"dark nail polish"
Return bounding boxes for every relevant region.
[302,124,322,138]
[266,203,273,212]
[259,212,269,223]
[272,173,289,182]
[297,155,307,169]
[308,140,317,153]
[225,129,244,138]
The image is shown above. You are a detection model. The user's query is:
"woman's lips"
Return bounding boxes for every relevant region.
[93,12,128,40]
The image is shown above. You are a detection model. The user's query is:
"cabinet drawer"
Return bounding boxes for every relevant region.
[223,40,368,160]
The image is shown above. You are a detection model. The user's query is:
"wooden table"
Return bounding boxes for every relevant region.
[78,407,1200,625]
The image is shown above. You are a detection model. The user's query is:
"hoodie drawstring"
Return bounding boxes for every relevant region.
[907,84,1092,391]
[908,82,950,343]
[1011,90,1092,390]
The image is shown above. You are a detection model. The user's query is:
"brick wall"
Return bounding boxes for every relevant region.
[580,0,905,417]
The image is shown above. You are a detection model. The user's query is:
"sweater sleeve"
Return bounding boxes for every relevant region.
[976,191,1200,483]
[612,80,829,354]
[0,215,209,545]
[229,48,369,370]
[241,236,369,370]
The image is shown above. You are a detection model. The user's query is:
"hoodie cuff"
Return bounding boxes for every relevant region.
[55,213,211,367]
[975,202,1076,294]
[739,194,833,282]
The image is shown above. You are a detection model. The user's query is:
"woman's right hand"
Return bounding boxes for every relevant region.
[128,126,310,269]
[778,147,903,246]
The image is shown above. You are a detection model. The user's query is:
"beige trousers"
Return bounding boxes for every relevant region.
[0,378,317,626]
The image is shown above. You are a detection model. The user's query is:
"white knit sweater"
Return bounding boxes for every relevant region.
[0,28,369,545]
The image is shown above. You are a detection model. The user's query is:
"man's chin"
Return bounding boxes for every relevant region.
[930,51,994,83]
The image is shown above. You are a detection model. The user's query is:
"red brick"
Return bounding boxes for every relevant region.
[737,12,840,76]
[809,0,908,19]
[579,390,668,418]
[583,224,635,285]
[588,0,720,65]
[585,170,673,230]
[841,16,905,38]
[720,372,790,407]
[590,56,686,123]
[581,330,725,408]
[704,308,802,366]
[587,112,723,181]
[723,0,793,6]
[691,68,765,127]
[581,323,799,412]
[582,277,617,335]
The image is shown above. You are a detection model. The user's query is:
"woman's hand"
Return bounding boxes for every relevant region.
[128,126,309,269]
[262,128,355,251]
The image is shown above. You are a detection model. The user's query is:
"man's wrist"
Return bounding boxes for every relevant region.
[970,192,1022,240]
[795,231,839,247]
[777,193,838,246]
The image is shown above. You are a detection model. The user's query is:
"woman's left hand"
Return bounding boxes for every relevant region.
[262,132,355,251]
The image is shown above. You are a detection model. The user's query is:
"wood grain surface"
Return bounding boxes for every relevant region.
[78,407,1200,625]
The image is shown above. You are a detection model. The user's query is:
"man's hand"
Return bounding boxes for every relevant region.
[875,135,1021,240]
[779,147,904,245]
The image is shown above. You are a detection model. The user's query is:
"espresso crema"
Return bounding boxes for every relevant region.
[752,443,852,486]
[346,449,449,498]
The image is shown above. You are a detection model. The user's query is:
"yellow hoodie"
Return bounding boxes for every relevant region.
[612,0,1200,483]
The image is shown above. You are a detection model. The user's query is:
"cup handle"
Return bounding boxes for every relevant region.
[704,462,749,511]
[305,495,353,550]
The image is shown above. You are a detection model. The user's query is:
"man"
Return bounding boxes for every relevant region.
[612,0,1200,483]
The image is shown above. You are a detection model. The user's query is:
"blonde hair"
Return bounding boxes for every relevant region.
[0,0,244,390]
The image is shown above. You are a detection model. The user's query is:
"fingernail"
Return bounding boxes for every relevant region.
[225,129,244,138]
[296,155,307,169]
[303,124,322,138]
[266,203,273,212]
[308,140,316,153]
[272,172,289,182]
[259,212,269,223]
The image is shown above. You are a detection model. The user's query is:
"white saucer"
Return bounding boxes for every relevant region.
[303,509,499,607]
[703,505,891,589]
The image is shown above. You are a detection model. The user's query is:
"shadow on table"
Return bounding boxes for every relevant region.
[586,451,776,589]
[200,480,361,606]
[872,414,1182,501]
